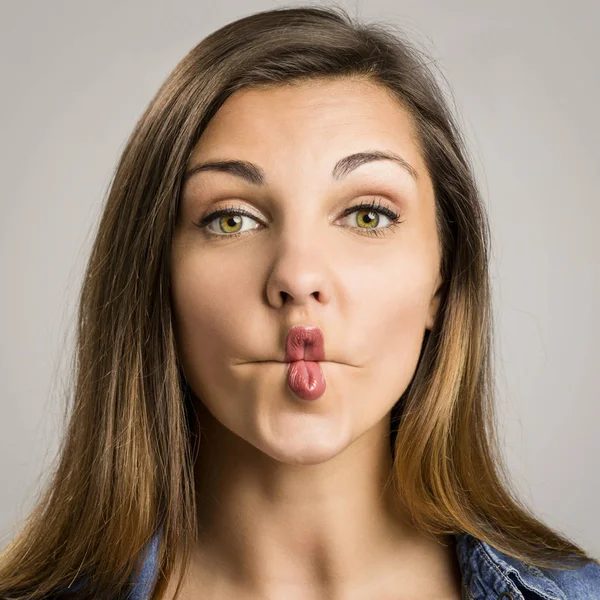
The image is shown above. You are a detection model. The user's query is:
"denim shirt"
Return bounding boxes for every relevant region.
[128,532,600,600]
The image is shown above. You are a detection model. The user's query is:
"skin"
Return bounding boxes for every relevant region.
[169,77,461,599]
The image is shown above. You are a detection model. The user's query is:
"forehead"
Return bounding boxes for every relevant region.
[188,78,424,174]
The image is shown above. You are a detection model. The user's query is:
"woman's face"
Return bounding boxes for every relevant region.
[171,77,442,465]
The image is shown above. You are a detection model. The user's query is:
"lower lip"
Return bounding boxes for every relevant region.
[286,360,326,401]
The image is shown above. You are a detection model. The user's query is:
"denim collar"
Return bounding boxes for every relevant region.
[455,532,567,600]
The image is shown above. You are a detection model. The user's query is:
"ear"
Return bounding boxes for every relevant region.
[425,276,443,331]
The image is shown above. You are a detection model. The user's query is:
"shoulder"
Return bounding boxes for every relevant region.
[455,532,600,600]
[21,534,162,600]
[539,559,600,599]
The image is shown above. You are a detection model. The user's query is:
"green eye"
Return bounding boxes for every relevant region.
[217,214,245,234]
[198,207,261,236]
[338,198,403,237]
[352,208,382,229]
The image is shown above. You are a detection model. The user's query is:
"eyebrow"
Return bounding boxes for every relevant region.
[183,149,419,185]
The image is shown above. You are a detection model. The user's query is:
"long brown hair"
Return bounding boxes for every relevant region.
[1,5,597,599]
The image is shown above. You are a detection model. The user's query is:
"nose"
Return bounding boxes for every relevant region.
[265,239,332,309]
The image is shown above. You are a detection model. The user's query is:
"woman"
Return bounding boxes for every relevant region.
[1,5,598,600]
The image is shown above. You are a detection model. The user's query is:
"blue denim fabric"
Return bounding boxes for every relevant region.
[455,532,600,599]
[129,531,600,599]
[129,533,161,600]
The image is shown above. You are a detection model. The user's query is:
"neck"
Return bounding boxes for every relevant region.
[183,400,461,598]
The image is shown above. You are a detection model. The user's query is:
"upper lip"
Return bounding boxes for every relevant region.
[284,325,325,362]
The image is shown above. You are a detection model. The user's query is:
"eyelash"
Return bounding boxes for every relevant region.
[194,197,404,240]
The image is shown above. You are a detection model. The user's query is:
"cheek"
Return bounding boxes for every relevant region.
[171,240,258,334]
[170,248,258,396]
[344,256,433,401]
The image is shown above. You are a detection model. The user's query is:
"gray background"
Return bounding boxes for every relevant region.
[1,0,598,557]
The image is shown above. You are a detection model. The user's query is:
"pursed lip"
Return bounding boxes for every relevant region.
[284,325,325,362]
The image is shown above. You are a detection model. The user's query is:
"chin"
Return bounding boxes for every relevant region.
[250,414,356,466]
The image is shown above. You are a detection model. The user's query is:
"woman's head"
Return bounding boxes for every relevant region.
[172,77,443,466]
[0,5,593,600]
[164,5,486,534]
